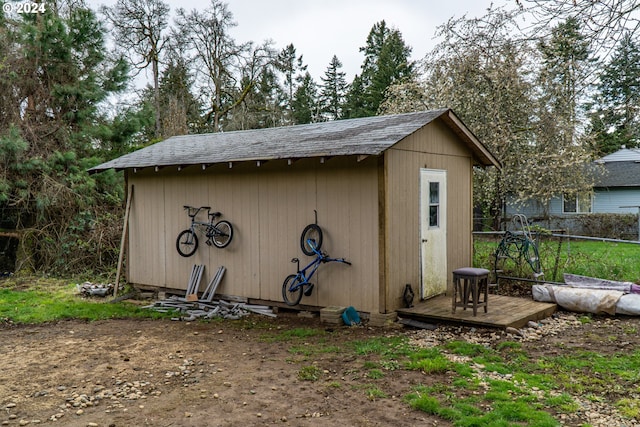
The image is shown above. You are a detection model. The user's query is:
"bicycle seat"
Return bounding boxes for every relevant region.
[209,211,221,218]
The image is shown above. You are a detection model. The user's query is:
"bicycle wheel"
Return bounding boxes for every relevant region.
[211,220,233,248]
[282,274,304,306]
[300,223,323,256]
[176,230,198,257]
[524,240,543,277]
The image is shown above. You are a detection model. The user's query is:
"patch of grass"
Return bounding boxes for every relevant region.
[407,382,560,427]
[351,336,414,358]
[544,392,579,412]
[380,359,400,371]
[616,398,640,418]
[474,236,640,283]
[405,388,441,414]
[364,385,387,400]
[406,347,452,374]
[367,369,384,379]
[444,340,493,357]
[274,327,325,341]
[288,345,313,357]
[0,283,168,323]
[578,315,592,324]
[363,360,377,369]
[297,365,322,381]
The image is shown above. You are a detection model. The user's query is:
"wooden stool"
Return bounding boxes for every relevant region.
[452,267,490,316]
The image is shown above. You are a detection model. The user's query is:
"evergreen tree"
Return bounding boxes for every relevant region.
[229,68,284,130]
[528,18,596,213]
[537,17,593,145]
[0,7,131,274]
[319,55,348,120]
[588,33,640,155]
[291,72,318,124]
[158,54,202,136]
[276,44,307,124]
[345,21,414,118]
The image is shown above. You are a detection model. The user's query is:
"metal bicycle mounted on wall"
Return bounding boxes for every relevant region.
[176,205,234,257]
[282,211,352,306]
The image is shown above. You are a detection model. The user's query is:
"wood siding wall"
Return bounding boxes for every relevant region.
[126,157,381,313]
[383,120,474,312]
[125,119,479,315]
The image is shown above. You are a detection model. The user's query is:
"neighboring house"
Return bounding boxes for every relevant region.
[505,147,640,235]
[90,109,500,315]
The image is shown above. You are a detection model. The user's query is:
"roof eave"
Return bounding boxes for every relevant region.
[88,152,383,175]
[440,110,501,169]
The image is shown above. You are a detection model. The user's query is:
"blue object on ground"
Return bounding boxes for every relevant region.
[342,306,360,326]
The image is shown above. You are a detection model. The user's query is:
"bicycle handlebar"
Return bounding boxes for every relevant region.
[183,205,212,218]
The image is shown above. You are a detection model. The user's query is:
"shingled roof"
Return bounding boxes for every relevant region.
[89,109,500,173]
[594,161,640,188]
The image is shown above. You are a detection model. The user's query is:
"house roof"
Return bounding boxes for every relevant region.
[594,161,640,188]
[599,147,640,162]
[89,109,501,173]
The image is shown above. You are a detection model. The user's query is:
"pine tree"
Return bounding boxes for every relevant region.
[291,72,318,124]
[537,17,593,145]
[319,55,348,120]
[276,44,307,124]
[0,6,131,274]
[588,33,640,155]
[345,21,414,118]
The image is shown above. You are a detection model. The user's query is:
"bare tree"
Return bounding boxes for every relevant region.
[516,0,640,59]
[174,0,255,132]
[382,7,597,225]
[101,0,170,138]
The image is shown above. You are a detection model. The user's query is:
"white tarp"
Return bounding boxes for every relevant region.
[532,274,640,315]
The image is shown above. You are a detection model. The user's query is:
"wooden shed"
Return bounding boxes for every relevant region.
[90,109,500,315]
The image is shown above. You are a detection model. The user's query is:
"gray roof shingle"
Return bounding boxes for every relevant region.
[89,109,499,173]
[594,161,640,188]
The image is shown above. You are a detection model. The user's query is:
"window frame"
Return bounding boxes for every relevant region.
[562,192,592,214]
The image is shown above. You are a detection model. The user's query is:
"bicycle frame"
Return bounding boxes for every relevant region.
[289,239,351,292]
[176,206,233,256]
[291,256,323,290]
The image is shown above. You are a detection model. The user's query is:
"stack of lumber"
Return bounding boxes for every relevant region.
[142,264,274,320]
[143,297,275,321]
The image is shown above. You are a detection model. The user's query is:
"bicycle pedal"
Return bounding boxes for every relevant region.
[304,284,314,296]
[205,239,213,246]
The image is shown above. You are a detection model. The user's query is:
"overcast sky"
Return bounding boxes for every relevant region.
[94,0,511,83]
[222,0,511,80]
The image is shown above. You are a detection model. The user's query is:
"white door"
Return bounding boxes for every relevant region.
[420,169,447,299]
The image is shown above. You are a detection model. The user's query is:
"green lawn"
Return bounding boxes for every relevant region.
[474,234,640,283]
[0,278,168,323]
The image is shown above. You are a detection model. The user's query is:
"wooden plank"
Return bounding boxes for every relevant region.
[114,185,134,297]
[201,266,226,302]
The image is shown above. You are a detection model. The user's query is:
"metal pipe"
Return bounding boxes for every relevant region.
[473,231,640,245]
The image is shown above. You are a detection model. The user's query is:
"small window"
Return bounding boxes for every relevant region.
[563,192,592,214]
[429,182,440,227]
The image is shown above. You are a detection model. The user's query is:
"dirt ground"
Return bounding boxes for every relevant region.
[1,308,640,427]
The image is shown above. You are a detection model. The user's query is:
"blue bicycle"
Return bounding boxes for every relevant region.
[282,238,351,306]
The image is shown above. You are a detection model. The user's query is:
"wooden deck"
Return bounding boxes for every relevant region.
[396,294,557,329]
